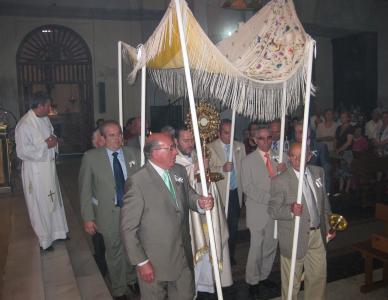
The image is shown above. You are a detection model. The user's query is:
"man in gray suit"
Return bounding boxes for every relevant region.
[120,133,214,300]
[242,125,282,297]
[208,119,246,265]
[79,120,140,300]
[268,143,335,300]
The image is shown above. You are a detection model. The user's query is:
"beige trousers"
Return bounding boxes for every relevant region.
[245,219,278,285]
[280,229,327,300]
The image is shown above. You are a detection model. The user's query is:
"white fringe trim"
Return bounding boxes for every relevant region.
[121,0,315,121]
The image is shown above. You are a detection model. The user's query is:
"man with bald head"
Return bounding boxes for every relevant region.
[269,143,334,300]
[120,133,214,300]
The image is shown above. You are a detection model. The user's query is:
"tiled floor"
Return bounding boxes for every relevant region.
[1,191,45,300]
[0,195,12,298]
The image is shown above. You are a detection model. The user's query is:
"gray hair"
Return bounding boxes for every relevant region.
[143,139,162,159]
[252,124,271,136]
[161,125,176,137]
[99,120,122,137]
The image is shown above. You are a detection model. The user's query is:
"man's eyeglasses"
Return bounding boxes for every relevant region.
[153,144,177,152]
[256,136,272,141]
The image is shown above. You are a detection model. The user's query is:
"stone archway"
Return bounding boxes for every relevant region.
[16,24,94,154]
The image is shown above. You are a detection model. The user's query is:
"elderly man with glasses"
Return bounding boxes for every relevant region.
[120,133,214,300]
[241,124,284,297]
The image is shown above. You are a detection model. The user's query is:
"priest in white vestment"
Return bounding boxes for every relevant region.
[15,92,68,250]
[174,127,233,294]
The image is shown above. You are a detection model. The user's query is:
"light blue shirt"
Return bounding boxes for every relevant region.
[106,147,128,180]
[222,142,237,190]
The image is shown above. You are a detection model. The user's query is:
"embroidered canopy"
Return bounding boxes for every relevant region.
[123,0,314,120]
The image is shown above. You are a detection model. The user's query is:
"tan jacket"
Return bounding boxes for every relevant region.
[120,163,200,281]
[242,149,278,230]
[268,166,331,259]
[208,139,246,207]
[79,146,140,235]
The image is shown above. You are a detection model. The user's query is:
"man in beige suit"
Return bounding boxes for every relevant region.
[208,119,246,265]
[242,125,284,297]
[120,133,213,300]
[79,120,140,299]
[268,143,335,300]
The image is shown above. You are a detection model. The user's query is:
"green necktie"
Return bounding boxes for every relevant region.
[162,170,178,207]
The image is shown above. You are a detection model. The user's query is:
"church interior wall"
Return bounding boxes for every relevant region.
[376,0,388,108]
[0,16,20,118]
[0,0,387,131]
[0,15,146,124]
[295,0,377,32]
[313,36,334,111]
[294,0,388,109]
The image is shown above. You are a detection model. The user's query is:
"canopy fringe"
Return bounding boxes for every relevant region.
[121,0,315,121]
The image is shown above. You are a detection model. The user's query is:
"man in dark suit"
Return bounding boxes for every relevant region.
[120,133,214,300]
[268,143,335,299]
[79,120,140,300]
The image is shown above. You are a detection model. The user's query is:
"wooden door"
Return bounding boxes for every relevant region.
[17,25,94,154]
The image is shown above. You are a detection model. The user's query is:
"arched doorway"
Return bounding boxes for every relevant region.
[16,24,94,154]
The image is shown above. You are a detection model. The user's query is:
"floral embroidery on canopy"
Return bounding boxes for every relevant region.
[123,0,314,121]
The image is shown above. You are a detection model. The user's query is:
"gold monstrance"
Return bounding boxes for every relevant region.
[185,102,223,182]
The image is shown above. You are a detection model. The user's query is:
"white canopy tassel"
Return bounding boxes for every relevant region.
[224,109,236,218]
[173,0,223,298]
[287,40,315,300]
[118,41,123,129]
[137,45,146,166]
